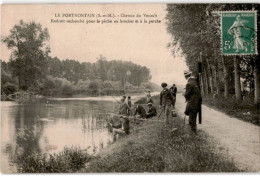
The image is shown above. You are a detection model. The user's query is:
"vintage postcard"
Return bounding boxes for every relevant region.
[1,3,260,173]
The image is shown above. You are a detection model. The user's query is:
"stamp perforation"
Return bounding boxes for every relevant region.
[219,10,258,56]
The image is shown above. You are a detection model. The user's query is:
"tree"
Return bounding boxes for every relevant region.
[2,20,50,90]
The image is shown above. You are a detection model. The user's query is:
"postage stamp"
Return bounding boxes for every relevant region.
[221,11,257,55]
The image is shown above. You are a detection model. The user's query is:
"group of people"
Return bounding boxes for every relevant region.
[110,70,202,140]
[109,95,158,140]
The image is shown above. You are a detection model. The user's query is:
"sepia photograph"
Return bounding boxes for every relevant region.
[0,2,260,174]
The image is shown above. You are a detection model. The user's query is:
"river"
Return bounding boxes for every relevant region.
[1,93,155,173]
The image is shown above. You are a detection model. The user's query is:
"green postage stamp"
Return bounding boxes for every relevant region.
[221,11,257,55]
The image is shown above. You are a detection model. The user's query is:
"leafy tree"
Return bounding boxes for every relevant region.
[2,20,50,90]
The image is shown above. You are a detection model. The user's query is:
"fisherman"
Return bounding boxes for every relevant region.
[169,84,177,109]
[109,116,130,141]
[146,90,153,103]
[184,70,202,133]
[119,95,128,115]
[146,102,157,119]
[159,82,174,125]
[126,96,132,115]
[133,104,147,124]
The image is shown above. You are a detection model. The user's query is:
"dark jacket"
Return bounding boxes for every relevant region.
[146,106,157,118]
[184,77,202,114]
[134,105,147,118]
[119,102,129,115]
[170,86,177,97]
[160,88,173,105]
[112,119,130,134]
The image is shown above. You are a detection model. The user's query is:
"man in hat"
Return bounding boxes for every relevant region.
[146,102,157,119]
[184,70,202,133]
[126,96,132,115]
[133,104,146,124]
[109,116,130,141]
[170,84,178,109]
[119,95,129,115]
[160,82,174,125]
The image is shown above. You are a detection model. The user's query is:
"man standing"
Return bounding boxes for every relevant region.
[126,96,132,115]
[184,71,202,133]
[159,83,173,125]
[119,95,128,115]
[146,90,153,103]
[170,84,177,109]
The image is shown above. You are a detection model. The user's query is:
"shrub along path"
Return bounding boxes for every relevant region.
[175,93,260,172]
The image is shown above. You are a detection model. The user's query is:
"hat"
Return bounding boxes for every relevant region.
[161,83,167,87]
[147,102,153,106]
[184,70,192,76]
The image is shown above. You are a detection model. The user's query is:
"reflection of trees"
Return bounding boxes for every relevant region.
[13,104,45,164]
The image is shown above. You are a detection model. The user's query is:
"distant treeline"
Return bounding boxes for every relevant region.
[1,57,156,97]
[1,20,156,98]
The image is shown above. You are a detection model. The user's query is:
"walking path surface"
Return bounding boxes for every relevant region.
[175,93,260,172]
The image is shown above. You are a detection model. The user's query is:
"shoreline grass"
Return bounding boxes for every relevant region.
[15,146,93,173]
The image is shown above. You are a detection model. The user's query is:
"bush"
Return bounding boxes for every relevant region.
[16,147,92,173]
[1,82,17,95]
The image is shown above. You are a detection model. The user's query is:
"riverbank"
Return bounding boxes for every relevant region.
[80,95,242,172]
[14,95,243,173]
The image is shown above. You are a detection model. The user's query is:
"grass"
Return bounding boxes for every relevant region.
[15,146,93,173]
[202,95,259,126]
[79,96,243,173]
[15,95,244,173]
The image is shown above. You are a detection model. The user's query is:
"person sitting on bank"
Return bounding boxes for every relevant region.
[110,116,130,141]
[146,102,157,119]
[133,104,147,124]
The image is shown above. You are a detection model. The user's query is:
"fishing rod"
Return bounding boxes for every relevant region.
[99,81,121,104]
[79,103,164,123]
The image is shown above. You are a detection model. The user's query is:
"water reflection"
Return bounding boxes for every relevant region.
[1,99,118,173]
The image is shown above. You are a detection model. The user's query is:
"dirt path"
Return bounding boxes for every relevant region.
[175,93,260,172]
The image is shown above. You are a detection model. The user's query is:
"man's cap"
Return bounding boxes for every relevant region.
[161,83,167,87]
[184,70,192,76]
[128,96,131,99]
[147,102,153,106]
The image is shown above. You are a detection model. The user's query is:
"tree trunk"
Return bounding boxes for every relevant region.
[234,56,242,102]
[214,56,220,94]
[203,66,209,95]
[199,73,205,96]
[222,57,229,98]
[206,58,213,94]
[254,56,260,122]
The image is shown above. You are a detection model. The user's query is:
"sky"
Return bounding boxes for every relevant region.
[1,4,188,85]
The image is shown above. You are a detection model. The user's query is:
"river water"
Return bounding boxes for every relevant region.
[1,94,148,173]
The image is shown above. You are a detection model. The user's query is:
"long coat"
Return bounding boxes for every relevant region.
[184,77,202,115]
